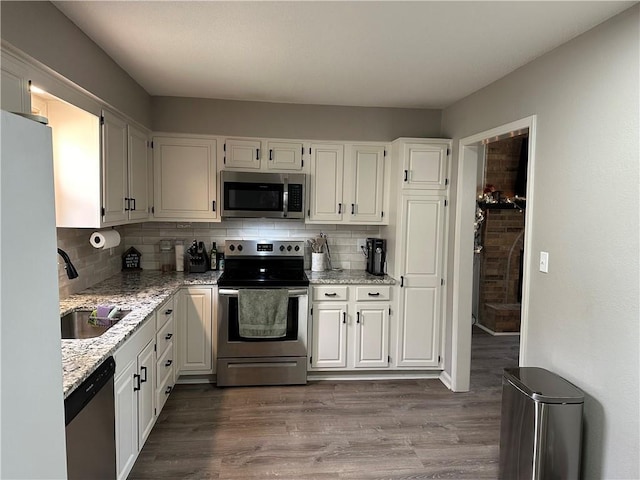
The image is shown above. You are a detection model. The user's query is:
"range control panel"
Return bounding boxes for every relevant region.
[225,240,304,257]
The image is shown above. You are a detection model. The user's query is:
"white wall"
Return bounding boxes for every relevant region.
[442,6,639,479]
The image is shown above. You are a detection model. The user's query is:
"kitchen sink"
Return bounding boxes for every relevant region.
[61,309,131,339]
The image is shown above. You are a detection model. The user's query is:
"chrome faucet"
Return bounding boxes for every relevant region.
[57,248,79,279]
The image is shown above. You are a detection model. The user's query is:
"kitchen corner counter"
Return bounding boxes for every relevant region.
[306,269,396,285]
[60,270,222,398]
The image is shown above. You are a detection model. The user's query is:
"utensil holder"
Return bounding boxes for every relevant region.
[311,252,325,272]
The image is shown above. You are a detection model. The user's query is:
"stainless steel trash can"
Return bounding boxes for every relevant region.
[499,367,584,480]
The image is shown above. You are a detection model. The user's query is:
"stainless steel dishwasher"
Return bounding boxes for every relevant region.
[64,356,116,479]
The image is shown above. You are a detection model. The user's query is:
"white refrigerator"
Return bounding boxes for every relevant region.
[0,110,67,478]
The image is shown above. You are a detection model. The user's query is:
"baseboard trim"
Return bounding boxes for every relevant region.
[307,371,442,382]
[439,370,453,390]
[476,323,521,337]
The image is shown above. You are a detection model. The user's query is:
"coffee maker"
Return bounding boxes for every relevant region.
[365,238,386,276]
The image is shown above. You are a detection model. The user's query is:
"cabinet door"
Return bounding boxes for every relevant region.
[0,52,31,114]
[396,195,446,367]
[346,145,385,223]
[401,143,449,190]
[177,287,213,373]
[102,110,129,225]
[153,137,218,220]
[137,340,156,448]
[308,144,344,222]
[354,304,390,368]
[266,141,304,171]
[224,138,261,169]
[114,359,138,480]
[310,302,348,369]
[127,125,150,221]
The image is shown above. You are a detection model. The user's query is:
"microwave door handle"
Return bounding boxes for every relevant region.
[283,177,289,218]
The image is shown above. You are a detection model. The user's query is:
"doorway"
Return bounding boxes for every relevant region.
[449,116,536,392]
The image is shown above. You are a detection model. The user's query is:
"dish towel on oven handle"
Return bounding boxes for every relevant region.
[238,288,289,338]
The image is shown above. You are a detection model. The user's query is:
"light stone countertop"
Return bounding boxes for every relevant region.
[60,270,222,398]
[60,269,394,398]
[306,269,396,285]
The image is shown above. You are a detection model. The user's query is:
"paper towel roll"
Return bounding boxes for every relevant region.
[90,230,121,249]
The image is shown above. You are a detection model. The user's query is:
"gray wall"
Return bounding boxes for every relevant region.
[152,96,441,140]
[442,6,639,479]
[0,1,151,127]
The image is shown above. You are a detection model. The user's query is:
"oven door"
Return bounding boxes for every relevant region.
[217,288,308,358]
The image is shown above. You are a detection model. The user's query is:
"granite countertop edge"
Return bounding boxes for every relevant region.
[61,269,395,398]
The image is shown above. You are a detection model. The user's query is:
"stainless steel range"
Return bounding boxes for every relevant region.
[216,240,309,387]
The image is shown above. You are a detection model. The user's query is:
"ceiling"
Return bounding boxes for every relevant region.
[53,1,634,109]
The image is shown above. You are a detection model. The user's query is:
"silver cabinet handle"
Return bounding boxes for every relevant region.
[324,292,337,297]
[367,292,380,297]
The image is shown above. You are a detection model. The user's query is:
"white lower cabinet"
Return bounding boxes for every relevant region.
[113,294,177,480]
[177,286,215,376]
[309,285,390,370]
[114,318,156,480]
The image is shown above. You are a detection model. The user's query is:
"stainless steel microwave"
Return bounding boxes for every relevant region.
[221,171,306,219]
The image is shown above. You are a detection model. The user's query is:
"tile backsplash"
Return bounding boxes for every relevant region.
[120,220,380,272]
[57,227,125,299]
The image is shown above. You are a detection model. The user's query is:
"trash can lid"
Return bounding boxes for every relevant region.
[503,367,584,404]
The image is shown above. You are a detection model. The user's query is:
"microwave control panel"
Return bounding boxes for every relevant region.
[288,184,303,212]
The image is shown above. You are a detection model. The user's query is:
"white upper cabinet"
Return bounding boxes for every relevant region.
[308,143,344,222]
[398,140,449,190]
[344,144,386,223]
[307,143,388,225]
[102,110,129,225]
[41,93,149,228]
[266,141,304,171]
[0,51,31,114]
[152,136,218,221]
[222,138,306,171]
[223,138,261,170]
[127,125,151,221]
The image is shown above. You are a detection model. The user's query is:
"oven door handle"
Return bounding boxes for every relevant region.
[218,288,308,297]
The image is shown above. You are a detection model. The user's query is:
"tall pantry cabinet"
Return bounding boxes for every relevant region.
[383,139,451,369]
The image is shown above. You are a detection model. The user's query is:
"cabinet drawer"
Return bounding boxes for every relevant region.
[156,342,174,387]
[156,297,174,330]
[313,286,348,301]
[156,369,174,414]
[355,286,391,301]
[156,316,174,356]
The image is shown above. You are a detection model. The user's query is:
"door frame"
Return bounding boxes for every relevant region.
[450,115,537,391]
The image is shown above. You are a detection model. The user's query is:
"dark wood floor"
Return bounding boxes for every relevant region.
[129,328,519,479]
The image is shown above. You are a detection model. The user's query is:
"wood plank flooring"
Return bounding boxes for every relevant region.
[129,328,519,479]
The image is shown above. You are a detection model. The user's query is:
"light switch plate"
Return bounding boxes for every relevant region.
[539,251,549,273]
